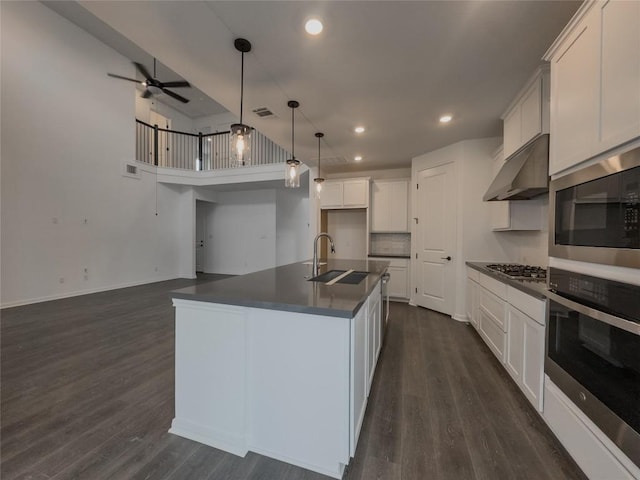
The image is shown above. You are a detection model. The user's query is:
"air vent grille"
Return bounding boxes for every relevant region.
[252,107,275,118]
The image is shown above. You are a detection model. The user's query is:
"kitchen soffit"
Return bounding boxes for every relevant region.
[47,1,581,173]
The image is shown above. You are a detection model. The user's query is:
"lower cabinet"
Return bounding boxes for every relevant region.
[467,267,546,413]
[373,257,409,299]
[506,304,545,412]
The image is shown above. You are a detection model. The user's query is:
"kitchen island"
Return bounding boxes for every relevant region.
[169,259,389,479]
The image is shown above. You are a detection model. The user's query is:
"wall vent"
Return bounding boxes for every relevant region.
[252,107,275,118]
[122,161,141,179]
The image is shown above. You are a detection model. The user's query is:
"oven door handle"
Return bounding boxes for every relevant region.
[547,290,640,336]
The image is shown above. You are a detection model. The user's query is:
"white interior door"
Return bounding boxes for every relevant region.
[195,201,206,272]
[415,163,456,315]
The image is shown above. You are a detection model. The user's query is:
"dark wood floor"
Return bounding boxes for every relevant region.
[1,276,585,480]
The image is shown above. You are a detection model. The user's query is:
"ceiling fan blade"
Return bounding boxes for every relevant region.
[107,73,142,84]
[162,88,190,104]
[133,62,152,81]
[141,89,153,99]
[160,81,191,88]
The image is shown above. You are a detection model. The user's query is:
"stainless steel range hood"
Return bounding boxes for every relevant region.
[483,133,549,201]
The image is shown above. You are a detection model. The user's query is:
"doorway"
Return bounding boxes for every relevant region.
[415,162,456,315]
[195,200,209,273]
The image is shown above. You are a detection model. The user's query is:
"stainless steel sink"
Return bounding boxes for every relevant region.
[308,270,369,285]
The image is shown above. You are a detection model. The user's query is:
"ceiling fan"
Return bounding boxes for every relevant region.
[107,58,191,103]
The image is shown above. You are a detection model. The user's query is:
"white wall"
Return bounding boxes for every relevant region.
[204,190,277,275]
[0,2,186,307]
[135,96,195,133]
[412,137,550,320]
[326,210,368,261]
[276,187,310,266]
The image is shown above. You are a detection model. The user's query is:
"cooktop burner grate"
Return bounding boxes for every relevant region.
[485,263,547,280]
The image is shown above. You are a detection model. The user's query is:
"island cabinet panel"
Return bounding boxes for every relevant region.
[170,265,386,480]
[247,308,351,475]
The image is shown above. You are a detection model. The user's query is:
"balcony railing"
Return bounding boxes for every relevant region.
[135,119,289,170]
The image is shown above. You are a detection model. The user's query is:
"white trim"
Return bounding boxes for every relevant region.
[0,275,177,309]
[169,418,248,458]
[543,0,597,60]
[452,313,468,323]
[248,445,344,480]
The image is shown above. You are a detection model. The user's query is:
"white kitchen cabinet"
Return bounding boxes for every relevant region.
[370,179,409,232]
[350,299,367,456]
[366,281,382,394]
[320,178,370,209]
[374,257,409,299]
[502,67,549,159]
[506,303,545,412]
[466,268,479,330]
[478,273,507,363]
[545,0,640,176]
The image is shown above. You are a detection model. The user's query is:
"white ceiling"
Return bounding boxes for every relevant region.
[45,0,581,173]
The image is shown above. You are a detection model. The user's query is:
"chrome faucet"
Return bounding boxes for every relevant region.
[312,232,335,277]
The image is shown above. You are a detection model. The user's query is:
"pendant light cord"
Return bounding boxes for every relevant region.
[240,52,244,125]
[291,106,295,159]
[318,136,321,175]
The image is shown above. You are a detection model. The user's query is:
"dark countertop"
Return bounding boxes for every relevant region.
[172,259,390,319]
[368,253,411,259]
[466,262,549,300]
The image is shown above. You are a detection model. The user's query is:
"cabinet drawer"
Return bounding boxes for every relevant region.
[479,308,506,363]
[507,286,546,325]
[479,287,507,331]
[479,272,507,300]
[467,267,480,283]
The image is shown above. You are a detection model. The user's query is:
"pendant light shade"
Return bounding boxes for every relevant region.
[313,132,325,198]
[230,38,252,166]
[285,100,301,188]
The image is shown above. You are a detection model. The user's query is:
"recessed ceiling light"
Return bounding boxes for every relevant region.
[354,155,363,161]
[305,18,323,35]
[439,114,453,123]
[354,126,365,134]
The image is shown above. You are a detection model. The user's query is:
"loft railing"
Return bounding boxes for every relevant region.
[135,119,289,170]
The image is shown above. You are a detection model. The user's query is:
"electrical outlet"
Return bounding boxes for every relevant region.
[52,217,58,224]
[59,277,65,284]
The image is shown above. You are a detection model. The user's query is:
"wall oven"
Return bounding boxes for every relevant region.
[546,267,640,468]
[549,146,640,268]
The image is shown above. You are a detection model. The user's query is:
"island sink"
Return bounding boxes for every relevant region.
[308,269,370,285]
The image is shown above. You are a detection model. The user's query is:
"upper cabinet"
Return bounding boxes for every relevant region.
[370,179,409,232]
[545,0,640,176]
[502,66,550,159]
[320,178,370,209]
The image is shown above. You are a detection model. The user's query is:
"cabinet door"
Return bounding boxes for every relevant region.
[366,289,381,393]
[520,79,542,146]
[371,182,390,231]
[598,0,640,152]
[387,266,408,298]
[521,313,545,412]
[503,106,522,159]
[343,180,368,207]
[466,278,479,328]
[389,181,409,232]
[506,306,525,382]
[320,181,343,208]
[350,305,367,455]
[549,7,600,175]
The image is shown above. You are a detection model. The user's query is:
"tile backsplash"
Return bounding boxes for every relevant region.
[370,232,411,256]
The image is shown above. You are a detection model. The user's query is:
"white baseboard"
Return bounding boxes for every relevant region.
[1,275,177,309]
[169,418,248,458]
[452,313,469,323]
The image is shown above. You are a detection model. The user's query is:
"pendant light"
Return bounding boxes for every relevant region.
[285,100,301,188]
[313,132,325,198]
[230,38,252,166]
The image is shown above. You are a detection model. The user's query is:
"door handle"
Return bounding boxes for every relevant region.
[441,256,452,261]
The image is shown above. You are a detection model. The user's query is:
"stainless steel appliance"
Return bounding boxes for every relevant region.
[546,267,640,468]
[381,271,390,325]
[549,145,640,268]
[485,263,547,281]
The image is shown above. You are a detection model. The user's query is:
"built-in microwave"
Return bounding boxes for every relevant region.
[549,146,640,268]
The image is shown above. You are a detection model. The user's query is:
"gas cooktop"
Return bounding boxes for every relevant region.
[485,263,547,281]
